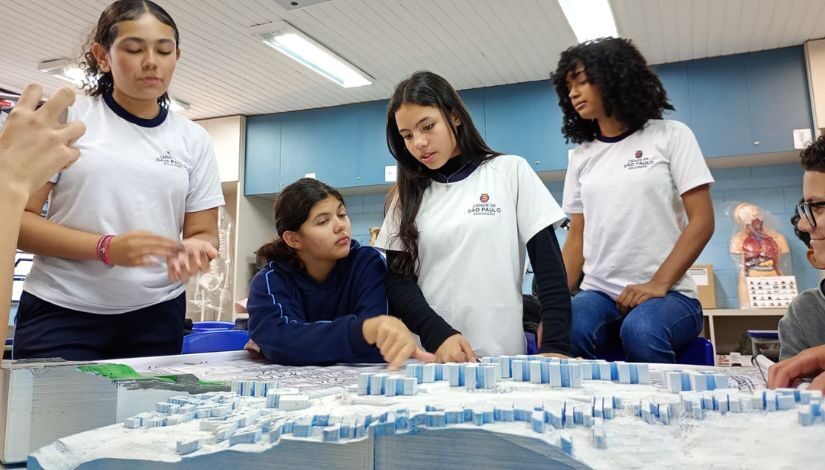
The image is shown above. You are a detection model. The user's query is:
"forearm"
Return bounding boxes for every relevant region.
[186,230,218,250]
[0,187,28,349]
[649,219,713,289]
[384,259,458,353]
[528,227,572,355]
[561,232,583,293]
[18,211,99,260]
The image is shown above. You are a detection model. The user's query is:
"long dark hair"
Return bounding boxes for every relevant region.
[385,71,500,276]
[80,0,179,106]
[256,178,345,266]
[550,37,673,144]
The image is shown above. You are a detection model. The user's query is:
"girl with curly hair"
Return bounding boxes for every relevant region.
[14,0,224,360]
[550,37,715,363]
[376,71,572,361]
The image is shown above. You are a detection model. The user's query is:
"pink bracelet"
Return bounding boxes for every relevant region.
[97,234,115,266]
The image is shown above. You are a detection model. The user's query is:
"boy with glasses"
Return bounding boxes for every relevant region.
[770,136,825,390]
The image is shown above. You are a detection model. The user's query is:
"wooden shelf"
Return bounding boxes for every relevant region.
[704,308,785,317]
[701,308,785,363]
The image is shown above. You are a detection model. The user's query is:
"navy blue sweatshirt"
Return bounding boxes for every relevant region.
[247,240,386,365]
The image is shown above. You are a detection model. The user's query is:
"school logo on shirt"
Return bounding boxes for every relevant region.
[468,192,501,216]
[624,149,654,170]
[156,151,186,169]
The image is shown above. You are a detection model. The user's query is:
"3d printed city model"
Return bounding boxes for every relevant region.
[29,356,825,469]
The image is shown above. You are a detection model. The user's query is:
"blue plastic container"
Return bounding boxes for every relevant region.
[192,321,235,332]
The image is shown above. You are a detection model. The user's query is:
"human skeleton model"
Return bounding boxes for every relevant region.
[729,202,790,307]
[369,227,380,247]
[188,207,233,321]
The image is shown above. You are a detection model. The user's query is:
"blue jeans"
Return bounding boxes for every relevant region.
[570,290,703,363]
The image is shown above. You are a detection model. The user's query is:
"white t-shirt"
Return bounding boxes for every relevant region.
[24,94,225,314]
[562,119,714,300]
[376,155,566,357]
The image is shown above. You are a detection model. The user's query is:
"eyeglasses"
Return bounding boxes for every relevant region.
[795,200,825,228]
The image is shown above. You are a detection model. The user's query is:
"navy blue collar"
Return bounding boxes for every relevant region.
[103,92,168,128]
[427,155,481,184]
[596,126,639,143]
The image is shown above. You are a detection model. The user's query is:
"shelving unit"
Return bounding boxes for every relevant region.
[702,308,785,357]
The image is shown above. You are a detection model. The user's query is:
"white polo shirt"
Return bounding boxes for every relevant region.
[376,155,566,357]
[24,94,225,314]
[562,119,715,300]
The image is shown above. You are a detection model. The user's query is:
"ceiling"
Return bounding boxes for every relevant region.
[1,0,824,120]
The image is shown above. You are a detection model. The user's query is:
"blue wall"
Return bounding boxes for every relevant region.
[346,162,818,309]
[246,46,812,196]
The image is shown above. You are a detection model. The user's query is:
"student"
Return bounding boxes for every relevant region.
[778,137,825,361]
[376,71,571,361]
[551,37,715,363]
[246,178,431,369]
[14,0,224,360]
[0,84,85,365]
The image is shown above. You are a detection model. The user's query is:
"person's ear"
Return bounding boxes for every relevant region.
[282,231,302,250]
[91,43,110,73]
[807,249,825,269]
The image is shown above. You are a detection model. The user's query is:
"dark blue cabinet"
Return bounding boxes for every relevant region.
[687,54,753,157]
[458,88,487,137]
[244,114,282,195]
[744,47,813,153]
[485,81,569,171]
[654,61,692,126]
[316,106,358,187]
[279,110,318,189]
[355,101,394,186]
[683,46,812,158]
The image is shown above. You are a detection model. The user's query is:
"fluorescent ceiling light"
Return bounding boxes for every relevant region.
[258,22,372,88]
[38,58,85,86]
[169,98,190,112]
[558,0,618,43]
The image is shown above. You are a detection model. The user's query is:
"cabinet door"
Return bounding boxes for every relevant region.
[745,47,813,153]
[687,55,752,157]
[316,106,359,188]
[485,81,569,171]
[244,114,282,196]
[654,61,692,127]
[279,110,318,190]
[458,88,486,138]
[355,101,395,187]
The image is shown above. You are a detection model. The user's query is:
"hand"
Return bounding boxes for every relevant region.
[244,339,262,354]
[363,316,435,370]
[435,334,477,363]
[167,238,219,282]
[768,344,825,391]
[0,84,85,196]
[616,281,668,315]
[539,353,573,359]
[108,230,181,267]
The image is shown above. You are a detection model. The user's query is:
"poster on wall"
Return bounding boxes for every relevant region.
[745,275,797,309]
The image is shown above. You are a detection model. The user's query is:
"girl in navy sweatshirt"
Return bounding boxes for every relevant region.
[247,178,432,368]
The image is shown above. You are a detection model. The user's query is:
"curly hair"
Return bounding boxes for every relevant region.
[550,37,673,144]
[800,135,825,173]
[79,0,179,105]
